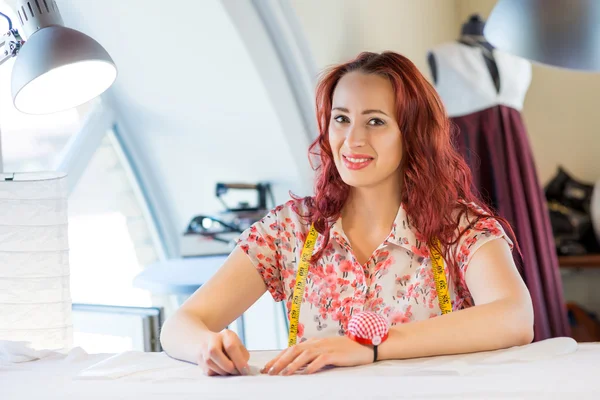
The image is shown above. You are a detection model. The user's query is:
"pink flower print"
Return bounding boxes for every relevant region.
[266,240,276,252]
[395,274,411,286]
[297,323,304,338]
[334,253,344,263]
[391,311,410,324]
[319,307,328,319]
[332,310,345,322]
[337,278,350,287]
[411,244,430,258]
[256,236,267,247]
[429,312,439,318]
[406,282,421,303]
[474,218,502,236]
[377,250,390,259]
[375,258,393,274]
[340,260,353,273]
[414,231,427,242]
[240,244,250,253]
[295,231,307,242]
[325,263,335,275]
[341,297,353,309]
[464,236,477,248]
[325,274,337,287]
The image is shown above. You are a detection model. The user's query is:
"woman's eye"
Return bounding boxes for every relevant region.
[334,115,349,123]
[368,118,385,126]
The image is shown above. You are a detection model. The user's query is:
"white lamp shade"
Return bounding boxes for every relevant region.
[485,0,600,71]
[11,26,117,115]
[0,172,72,351]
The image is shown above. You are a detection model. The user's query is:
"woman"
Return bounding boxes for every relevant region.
[160,51,534,376]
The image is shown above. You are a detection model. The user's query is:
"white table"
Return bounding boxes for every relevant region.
[2,338,600,399]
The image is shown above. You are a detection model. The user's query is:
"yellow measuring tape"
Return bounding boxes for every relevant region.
[431,238,452,315]
[287,224,319,347]
[287,225,451,347]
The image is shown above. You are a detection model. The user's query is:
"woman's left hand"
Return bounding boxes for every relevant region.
[262,336,373,376]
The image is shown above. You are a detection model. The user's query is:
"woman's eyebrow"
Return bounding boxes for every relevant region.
[332,107,389,116]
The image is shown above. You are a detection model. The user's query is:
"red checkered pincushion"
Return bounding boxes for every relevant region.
[346,311,390,346]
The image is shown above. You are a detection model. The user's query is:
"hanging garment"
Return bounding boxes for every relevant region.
[428,42,571,341]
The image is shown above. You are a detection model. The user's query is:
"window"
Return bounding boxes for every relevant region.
[67,130,168,352]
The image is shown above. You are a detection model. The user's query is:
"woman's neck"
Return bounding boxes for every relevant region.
[341,179,403,232]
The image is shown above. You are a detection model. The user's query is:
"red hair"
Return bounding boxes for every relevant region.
[296,51,518,292]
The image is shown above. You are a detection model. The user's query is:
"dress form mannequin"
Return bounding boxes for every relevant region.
[428,14,500,93]
[426,22,571,341]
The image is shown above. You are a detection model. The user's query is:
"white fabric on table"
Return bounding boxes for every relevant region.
[0,341,59,364]
[0,340,89,365]
[75,337,577,381]
[77,351,262,380]
[2,337,599,400]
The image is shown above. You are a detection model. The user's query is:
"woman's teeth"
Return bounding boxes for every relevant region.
[346,157,370,163]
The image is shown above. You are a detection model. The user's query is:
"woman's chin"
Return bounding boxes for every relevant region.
[340,174,377,188]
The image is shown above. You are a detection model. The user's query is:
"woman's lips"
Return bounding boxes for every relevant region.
[342,154,374,170]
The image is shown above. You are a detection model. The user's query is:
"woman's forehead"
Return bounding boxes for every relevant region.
[332,72,396,112]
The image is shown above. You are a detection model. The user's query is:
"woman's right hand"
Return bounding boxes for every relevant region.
[198,329,251,376]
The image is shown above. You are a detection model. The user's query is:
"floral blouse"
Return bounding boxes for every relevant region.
[237,198,511,342]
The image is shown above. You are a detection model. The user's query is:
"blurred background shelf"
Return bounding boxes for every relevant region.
[558,254,600,268]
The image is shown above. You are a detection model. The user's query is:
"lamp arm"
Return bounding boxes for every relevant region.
[0,29,24,66]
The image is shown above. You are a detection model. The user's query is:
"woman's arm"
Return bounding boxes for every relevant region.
[159,247,267,369]
[378,238,534,360]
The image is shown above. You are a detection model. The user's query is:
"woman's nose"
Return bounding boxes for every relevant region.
[345,125,367,147]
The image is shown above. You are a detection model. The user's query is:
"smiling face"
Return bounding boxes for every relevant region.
[328,71,403,189]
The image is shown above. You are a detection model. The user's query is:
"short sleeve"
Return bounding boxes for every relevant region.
[454,212,513,281]
[236,207,286,302]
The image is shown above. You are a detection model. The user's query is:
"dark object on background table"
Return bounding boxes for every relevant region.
[181,182,276,257]
[567,303,600,342]
[545,167,600,256]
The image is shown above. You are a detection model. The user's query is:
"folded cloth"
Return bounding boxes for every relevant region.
[77,351,264,381]
[0,341,57,364]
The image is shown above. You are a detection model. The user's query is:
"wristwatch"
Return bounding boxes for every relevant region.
[346,311,390,362]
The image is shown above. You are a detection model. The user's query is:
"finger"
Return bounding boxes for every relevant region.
[261,349,286,374]
[206,359,229,376]
[305,354,332,375]
[281,349,319,376]
[268,346,303,375]
[206,340,237,375]
[222,331,250,375]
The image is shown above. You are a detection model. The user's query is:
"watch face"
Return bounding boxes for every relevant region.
[372,335,382,346]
